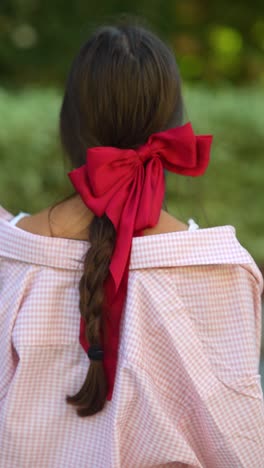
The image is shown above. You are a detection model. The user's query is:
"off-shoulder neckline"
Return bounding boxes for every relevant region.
[1,205,254,273]
[1,207,200,244]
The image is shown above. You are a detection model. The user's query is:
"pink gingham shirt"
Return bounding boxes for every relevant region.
[0,204,264,468]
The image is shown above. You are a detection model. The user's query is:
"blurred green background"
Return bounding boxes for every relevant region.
[0,1,263,369]
[0,0,263,263]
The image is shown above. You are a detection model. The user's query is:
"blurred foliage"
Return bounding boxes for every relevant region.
[0,1,263,260]
[0,85,263,263]
[167,86,264,264]
[0,0,264,86]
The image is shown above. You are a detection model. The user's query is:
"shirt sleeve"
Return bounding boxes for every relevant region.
[0,259,34,403]
[116,264,264,467]
[0,271,20,402]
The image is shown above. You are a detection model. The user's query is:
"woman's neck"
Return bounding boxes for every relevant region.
[15,194,188,240]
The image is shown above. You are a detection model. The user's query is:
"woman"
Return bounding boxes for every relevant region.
[0,22,263,468]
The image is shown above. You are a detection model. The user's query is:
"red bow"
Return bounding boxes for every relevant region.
[68,122,213,400]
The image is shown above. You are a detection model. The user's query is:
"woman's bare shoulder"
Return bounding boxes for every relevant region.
[15,200,93,240]
[143,210,189,236]
[15,198,188,239]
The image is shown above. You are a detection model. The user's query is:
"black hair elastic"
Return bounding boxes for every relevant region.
[87,344,104,361]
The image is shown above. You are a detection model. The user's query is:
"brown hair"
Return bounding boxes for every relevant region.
[60,21,184,417]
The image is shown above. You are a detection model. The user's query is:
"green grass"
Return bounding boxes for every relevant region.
[0,85,263,263]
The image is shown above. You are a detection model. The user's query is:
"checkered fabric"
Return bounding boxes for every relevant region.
[0,205,263,467]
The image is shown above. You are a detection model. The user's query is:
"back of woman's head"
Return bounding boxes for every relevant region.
[60,23,183,166]
[61,22,184,417]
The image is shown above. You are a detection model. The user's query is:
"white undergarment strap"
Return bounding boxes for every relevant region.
[9,212,30,226]
[188,218,199,231]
